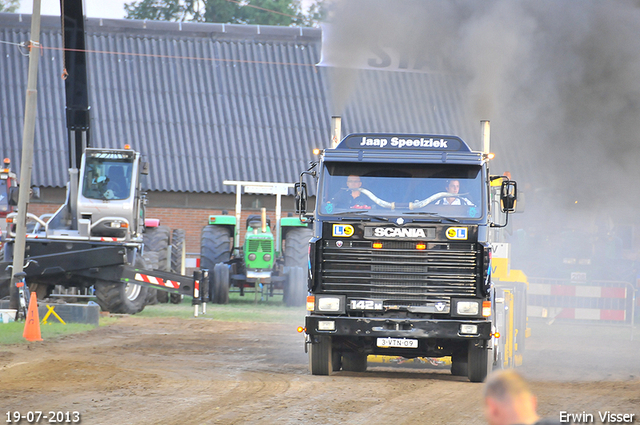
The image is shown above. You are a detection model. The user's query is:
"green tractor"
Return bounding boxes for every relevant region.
[200,181,312,306]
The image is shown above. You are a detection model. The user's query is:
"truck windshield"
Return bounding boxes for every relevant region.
[81,155,134,201]
[318,162,484,219]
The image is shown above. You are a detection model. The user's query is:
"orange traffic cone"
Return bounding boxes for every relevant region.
[23,292,43,342]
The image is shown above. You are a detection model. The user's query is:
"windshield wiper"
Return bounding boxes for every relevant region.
[403,212,460,223]
[334,211,390,222]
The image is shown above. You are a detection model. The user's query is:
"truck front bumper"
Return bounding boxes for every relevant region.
[305,315,491,340]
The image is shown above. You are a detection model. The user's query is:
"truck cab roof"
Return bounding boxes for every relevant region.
[326,133,484,165]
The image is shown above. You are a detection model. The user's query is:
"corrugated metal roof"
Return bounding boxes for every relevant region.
[1,13,482,195]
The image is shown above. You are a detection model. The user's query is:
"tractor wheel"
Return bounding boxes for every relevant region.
[95,256,148,314]
[342,352,368,372]
[309,335,333,375]
[467,341,489,383]
[284,227,312,268]
[169,229,186,304]
[144,226,171,270]
[200,225,231,271]
[213,262,230,304]
[142,251,161,304]
[171,229,186,275]
[284,266,306,307]
[144,226,171,304]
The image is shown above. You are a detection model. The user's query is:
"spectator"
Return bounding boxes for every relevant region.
[484,370,560,425]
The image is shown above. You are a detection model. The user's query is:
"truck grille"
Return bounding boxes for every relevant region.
[321,241,479,305]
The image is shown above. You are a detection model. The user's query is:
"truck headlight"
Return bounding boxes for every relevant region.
[456,301,479,315]
[317,297,341,312]
[248,253,256,261]
[263,254,271,261]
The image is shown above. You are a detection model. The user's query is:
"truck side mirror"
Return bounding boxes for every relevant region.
[294,182,307,214]
[141,162,149,175]
[500,180,517,213]
[8,186,19,206]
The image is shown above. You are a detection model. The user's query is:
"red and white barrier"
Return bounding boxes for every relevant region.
[527,279,634,323]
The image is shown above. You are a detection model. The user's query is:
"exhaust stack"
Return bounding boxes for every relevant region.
[481,120,491,154]
[261,207,267,233]
[331,116,342,148]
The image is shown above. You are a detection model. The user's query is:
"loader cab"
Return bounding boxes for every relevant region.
[77,148,142,239]
[0,158,17,218]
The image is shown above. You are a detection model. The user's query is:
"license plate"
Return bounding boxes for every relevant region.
[377,338,418,349]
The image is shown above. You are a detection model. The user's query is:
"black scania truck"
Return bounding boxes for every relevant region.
[295,121,517,382]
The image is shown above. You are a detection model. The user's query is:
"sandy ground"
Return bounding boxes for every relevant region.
[0,313,639,425]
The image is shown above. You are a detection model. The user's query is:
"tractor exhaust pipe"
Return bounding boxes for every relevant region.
[261,207,267,233]
[331,116,342,148]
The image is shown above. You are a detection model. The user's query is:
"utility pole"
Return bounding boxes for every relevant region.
[9,0,42,310]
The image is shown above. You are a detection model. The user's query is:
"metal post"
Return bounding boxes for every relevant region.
[10,0,42,310]
[234,183,241,255]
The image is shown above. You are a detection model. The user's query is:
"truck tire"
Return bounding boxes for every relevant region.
[309,335,333,375]
[95,256,149,314]
[467,341,489,383]
[284,266,306,307]
[200,225,231,271]
[170,229,186,304]
[213,262,230,304]
[450,361,468,377]
[144,226,171,304]
[342,352,367,372]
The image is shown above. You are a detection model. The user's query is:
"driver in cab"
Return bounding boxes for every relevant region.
[435,179,474,206]
[330,175,371,210]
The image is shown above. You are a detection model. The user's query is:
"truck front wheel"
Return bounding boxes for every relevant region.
[467,341,489,383]
[309,335,333,375]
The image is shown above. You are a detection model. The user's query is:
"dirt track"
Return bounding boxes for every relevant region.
[1,312,639,425]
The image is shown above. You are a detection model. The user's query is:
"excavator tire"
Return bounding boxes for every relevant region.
[95,255,148,314]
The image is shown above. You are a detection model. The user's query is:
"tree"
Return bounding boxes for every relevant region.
[124,0,326,27]
[0,0,20,13]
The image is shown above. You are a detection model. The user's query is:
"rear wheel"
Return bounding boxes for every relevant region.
[213,262,230,304]
[284,266,305,307]
[144,226,171,304]
[309,335,333,375]
[467,341,489,383]
[342,352,367,372]
[95,256,148,314]
[170,229,186,304]
[283,227,312,307]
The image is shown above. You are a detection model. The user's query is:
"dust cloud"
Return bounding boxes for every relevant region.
[319,0,640,380]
